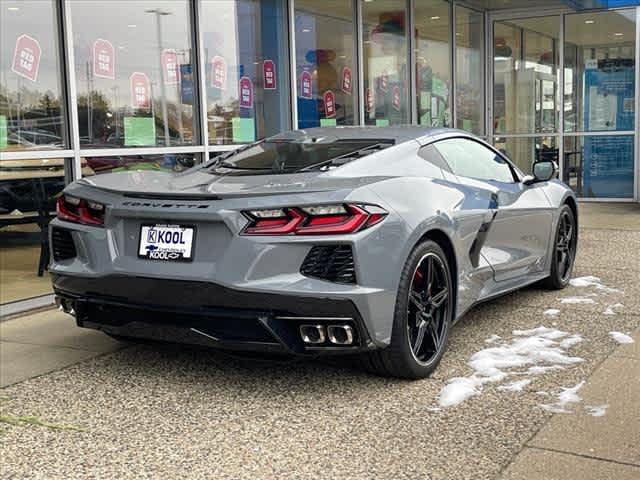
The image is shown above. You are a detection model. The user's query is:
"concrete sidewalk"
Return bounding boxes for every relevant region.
[501,328,640,480]
[0,310,123,387]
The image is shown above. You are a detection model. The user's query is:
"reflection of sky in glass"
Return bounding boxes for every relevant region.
[69,1,193,107]
[1,0,63,96]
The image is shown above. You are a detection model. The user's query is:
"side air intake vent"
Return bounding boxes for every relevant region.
[301,245,356,284]
[52,227,77,261]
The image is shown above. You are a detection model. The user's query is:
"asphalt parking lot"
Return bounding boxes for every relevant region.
[1,205,639,479]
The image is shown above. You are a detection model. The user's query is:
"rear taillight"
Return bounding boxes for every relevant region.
[56,195,105,226]
[242,204,387,236]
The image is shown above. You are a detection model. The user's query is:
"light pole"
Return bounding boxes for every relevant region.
[146,8,171,147]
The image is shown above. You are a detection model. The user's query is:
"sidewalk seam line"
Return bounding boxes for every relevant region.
[527,445,640,469]
[0,339,118,353]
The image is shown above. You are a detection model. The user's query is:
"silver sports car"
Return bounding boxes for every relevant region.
[50,127,578,379]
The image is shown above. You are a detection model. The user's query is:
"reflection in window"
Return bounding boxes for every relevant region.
[295,0,356,128]
[201,0,290,145]
[564,10,636,133]
[363,0,409,126]
[69,1,196,149]
[82,153,199,176]
[493,136,557,174]
[435,138,515,183]
[456,6,483,134]
[414,0,451,128]
[493,16,559,134]
[563,136,634,198]
[0,0,66,151]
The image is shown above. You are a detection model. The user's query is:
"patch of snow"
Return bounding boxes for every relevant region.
[560,296,596,305]
[535,391,549,396]
[543,309,560,316]
[540,404,573,414]
[485,334,502,344]
[569,276,620,293]
[539,381,585,414]
[609,332,634,344]
[438,377,483,407]
[586,404,608,417]
[603,303,624,316]
[437,326,584,408]
[497,379,532,392]
[559,334,583,349]
[569,276,602,287]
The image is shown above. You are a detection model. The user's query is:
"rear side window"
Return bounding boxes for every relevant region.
[434,138,516,183]
[418,144,452,172]
[209,139,393,175]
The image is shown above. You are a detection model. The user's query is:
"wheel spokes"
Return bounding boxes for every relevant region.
[407,253,450,364]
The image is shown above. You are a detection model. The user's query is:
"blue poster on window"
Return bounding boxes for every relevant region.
[180,64,194,105]
[583,59,635,198]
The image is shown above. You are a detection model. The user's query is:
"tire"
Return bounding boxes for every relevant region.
[541,204,577,290]
[358,240,454,379]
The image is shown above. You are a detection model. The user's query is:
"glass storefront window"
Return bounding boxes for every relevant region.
[563,135,634,198]
[493,136,558,174]
[564,10,636,133]
[456,6,483,135]
[493,16,560,135]
[415,0,451,128]
[0,156,72,303]
[201,0,290,145]
[295,0,356,128]
[0,0,66,151]
[81,152,199,176]
[362,0,409,126]
[69,0,196,149]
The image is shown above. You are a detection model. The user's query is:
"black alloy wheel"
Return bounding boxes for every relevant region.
[407,253,450,365]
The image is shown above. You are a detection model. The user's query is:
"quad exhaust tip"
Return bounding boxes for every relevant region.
[327,325,354,345]
[299,324,326,344]
[55,296,75,316]
[299,324,354,346]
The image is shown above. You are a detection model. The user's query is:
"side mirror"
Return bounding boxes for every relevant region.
[523,160,557,185]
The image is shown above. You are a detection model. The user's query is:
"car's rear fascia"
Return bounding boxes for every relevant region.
[49,182,408,353]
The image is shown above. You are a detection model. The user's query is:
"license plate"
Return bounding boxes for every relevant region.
[138,224,195,262]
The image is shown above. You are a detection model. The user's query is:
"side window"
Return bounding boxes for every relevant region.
[434,138,516,183]
[418,144,451,172]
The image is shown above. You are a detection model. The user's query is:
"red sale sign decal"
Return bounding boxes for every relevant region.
[365,88,375,113]
[161,49,179,85]
[392,86,401,111]
[239,76,253,109]
[323,90,336,118]
[379,70,389,93]
[300,70,312,99]
[211,56,227,90]
[11,34,41,82]
[341,67,352,95]
[93,38,115,80]
[263,59,276,90]
[130,72,151,109]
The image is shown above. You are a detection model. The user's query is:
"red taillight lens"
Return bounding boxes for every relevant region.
[242,204,387,236]
[56,195,105,226]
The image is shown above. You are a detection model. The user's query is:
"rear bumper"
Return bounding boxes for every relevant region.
[52,274,376,355]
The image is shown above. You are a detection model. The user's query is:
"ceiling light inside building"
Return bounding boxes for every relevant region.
[585,20,595,24]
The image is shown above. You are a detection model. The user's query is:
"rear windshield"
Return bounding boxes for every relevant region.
[209,139,393,175]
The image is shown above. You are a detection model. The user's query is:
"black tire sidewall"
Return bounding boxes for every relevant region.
[549,205,577,289]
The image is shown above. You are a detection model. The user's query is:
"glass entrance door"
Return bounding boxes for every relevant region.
[491,9,638,200]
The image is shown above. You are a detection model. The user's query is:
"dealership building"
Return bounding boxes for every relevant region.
[0,0,639,306]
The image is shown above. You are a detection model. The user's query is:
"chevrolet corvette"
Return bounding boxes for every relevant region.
[50,127,578,378]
